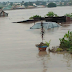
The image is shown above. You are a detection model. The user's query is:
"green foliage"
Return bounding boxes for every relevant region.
[46,11,58,17]
[45,40,51,47]
[64,13,72,17]
[21,1,24,5]
[36,40,51,47]
[69,1,72,5]
[29,2,33,6]
[59,31,72,50]
[68,47,72,54]
[56,48,63,52]
[2,2,6,5]
[29,15,41,19]
[47,2,57,8]
[24,2,33,6]
[24,2,28,6]
[10,2,13,6]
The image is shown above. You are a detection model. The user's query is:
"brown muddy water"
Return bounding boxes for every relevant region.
[0,6,72,72]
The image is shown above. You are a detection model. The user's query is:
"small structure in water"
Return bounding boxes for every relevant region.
[30,22,60,29]
[0,10,8,17]
[35,21,51,51]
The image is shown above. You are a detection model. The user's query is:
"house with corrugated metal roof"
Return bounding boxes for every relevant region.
[0,10,8,17]
[3,5,12,10]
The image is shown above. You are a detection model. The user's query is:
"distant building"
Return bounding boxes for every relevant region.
[62,2,64,5]
[0,10,8,17]
[37,5,46,8]
[33,3,37,6]
[27,6,35,9]
[56,2,60,5]
[3,5,12,10]
[13,5,25,9]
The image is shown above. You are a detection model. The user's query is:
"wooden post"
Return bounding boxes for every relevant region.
[34,19,35,25]
[41,21,44,43]
[3,11,4,17]
[34,18,35,25]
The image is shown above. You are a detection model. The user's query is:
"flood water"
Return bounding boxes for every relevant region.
[0,6,72,72]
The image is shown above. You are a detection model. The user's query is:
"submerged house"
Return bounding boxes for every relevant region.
[0,10,8,17]
[3,5,12,10]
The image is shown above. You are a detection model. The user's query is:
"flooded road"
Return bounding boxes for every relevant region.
[0,6,72,72]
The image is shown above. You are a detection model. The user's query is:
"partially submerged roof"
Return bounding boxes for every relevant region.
[30,22,60,29]
[0,10,8,14]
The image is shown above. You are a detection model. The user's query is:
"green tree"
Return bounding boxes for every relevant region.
[70,0,72,5]
[21,1,24,6]
[29,2,33,6]
[35,1,40,5]
[24,2,33,6]
[22,1,24,3]
[10,2,13,6]
[46,11,58,17]
[29,15,41,19]
[24,2,28,6]
[64,13,72,17]
[2,2,6,5]
[47,2,57,7]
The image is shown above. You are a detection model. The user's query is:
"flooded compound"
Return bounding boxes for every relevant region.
[0,6,72,72]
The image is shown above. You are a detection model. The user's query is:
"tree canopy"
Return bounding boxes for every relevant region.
[47,3,57,8]
[10,2,13,6]
[46,11,58,17]
[24,2,33,6]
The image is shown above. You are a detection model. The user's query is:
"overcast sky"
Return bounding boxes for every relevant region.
[0,0,40,2]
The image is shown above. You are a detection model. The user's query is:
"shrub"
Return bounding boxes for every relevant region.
[56,48,63,52]
[47,2,57,8]
[46,11,58,17]
[69,47,72,54]
[29,15,41,19]
[59,31,72,50]
[45,40,51,47]
[64,13,72,17]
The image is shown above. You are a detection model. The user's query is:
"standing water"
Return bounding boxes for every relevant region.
[0,6,72,72]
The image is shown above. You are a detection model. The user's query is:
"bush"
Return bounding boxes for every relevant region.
[45,40,51,47]
[64,13,72,17]
[56,48,63,52]
[47,3,57,8]
[29,15,41,19]
[68,47,72,54]
[59,31,72,50]
[46,11,58,17]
